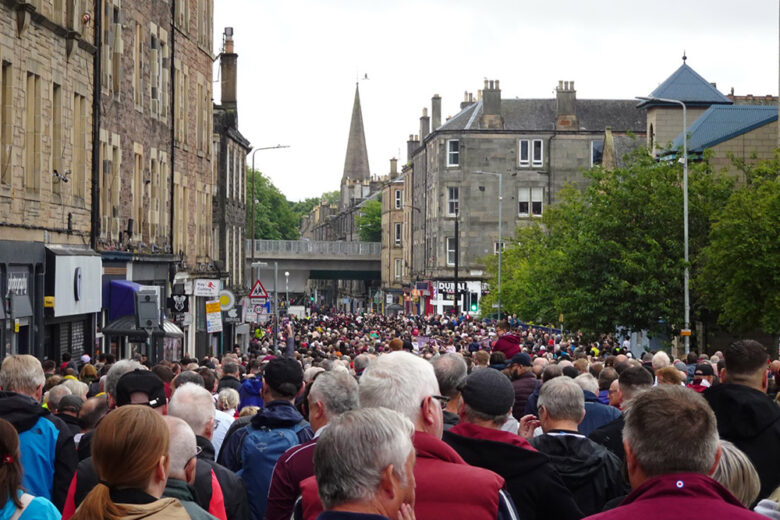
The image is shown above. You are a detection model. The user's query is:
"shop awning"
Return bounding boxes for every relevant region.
[108,280,141,321]
[102,315,184,339]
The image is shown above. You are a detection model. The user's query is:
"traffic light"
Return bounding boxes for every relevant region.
[310,296,315,302]
[469,292,479,313]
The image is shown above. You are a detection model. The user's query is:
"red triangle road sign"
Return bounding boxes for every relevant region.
[249,280,269,300]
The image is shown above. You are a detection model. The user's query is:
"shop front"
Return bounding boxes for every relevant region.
[43,246,102,362]
[0,241,45,358]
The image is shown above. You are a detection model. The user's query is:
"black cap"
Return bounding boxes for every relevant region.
[263,358,303,398]
[694,363,714,377]
[510,352,532,367]
[116,369,167,408]
[460,369,514,416]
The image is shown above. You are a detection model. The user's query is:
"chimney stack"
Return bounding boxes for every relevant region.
[406,134,420,164]
[431,94,441,130]
[480,79,503,129]
[220,27,238,109]
[420,108,430,140]
[390,157,398,175]
[555,80,578,130]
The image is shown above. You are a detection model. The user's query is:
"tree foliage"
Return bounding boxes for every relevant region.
[246,169,300,240]
[697,153,780,334]
[356,199,382,242]
[482,149,734,338]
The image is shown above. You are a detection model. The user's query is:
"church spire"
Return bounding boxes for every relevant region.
[342,83,370,185]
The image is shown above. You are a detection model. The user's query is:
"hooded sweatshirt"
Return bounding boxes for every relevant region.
[237,378,263,411]
[491,333,521,359]
[530,431,626,515]
[0,391,77,510]
[704,383,780,501]
[443,423,582,520]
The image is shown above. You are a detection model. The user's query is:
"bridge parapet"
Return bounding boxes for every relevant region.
[247,240,381,260]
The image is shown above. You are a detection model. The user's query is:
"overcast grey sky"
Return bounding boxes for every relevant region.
[214,0,778,202]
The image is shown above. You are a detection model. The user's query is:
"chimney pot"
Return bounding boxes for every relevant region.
[484,79,489,90]
[558,80,563,90]
[495,79,500,89]
[432,94,442,130]
[220,27,238,108]
[422,107,428,117]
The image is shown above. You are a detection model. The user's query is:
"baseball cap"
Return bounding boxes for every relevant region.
[58,395,84,415]
[460,368,514,416]
[510,352,532,367]
[115,369,167,408]
[262,358,303,398]
[694,363,714,377]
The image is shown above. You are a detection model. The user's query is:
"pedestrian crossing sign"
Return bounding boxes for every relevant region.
[249,280,269,300]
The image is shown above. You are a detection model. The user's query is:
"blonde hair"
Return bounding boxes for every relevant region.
[239,406,260,417]
[72,406,169,520]
[711,440,760,507]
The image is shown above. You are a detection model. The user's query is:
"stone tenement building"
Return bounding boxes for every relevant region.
[379,159,405,306]
[0,0,99,359]
[401,79,646,315]
[212,27,250,346]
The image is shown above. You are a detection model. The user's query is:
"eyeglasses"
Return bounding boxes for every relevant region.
[421,395,450,409]
[184,446,203,469]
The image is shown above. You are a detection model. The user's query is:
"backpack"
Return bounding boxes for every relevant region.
[238,420,308,520]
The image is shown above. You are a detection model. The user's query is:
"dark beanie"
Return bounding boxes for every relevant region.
[461,368,514,416]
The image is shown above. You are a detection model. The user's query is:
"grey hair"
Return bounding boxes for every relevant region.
[60,379,88,399]
[353,354,371,373]
[573,373,599,395]
[47,384,72,409]
[711,440,760,507]
[309,371,359,418]
[168,383,215,437]
[652,351,671,371]
[216,388,239,411]
[623,385,718,478]
[462,403,510,427]
[164,416,197,480]
[359,352,439,423]
[0,355,45,395]
[431,354,467,399]
[315,407,414,509]
[105,360,144,398]
[538,376,585,422]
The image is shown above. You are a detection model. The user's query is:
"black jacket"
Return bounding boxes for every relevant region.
[58,412,81,439]
[0,391,77,511]
[530,432,626,516]
[217,376,242,393]
[442,410,459,431]
[704,383,780,501]
[197,435,249,520]
[588,415,626,462]
[443,430,583,520]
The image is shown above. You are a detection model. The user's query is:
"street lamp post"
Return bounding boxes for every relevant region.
[637,96,690,354]
[475,171,505,321]
[284,271,290,306]
[249,145,290,262]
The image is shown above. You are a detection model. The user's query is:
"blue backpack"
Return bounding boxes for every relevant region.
[237,420,309,520]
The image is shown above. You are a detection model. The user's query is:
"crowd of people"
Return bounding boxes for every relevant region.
[0,311,779,520]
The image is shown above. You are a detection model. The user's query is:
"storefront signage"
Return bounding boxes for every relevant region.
[169,294,189,313]
[223,305,242,324]
[7,273,28,296]
[51,252,101,318]
[205,299,223,333]
[194,279,220,297]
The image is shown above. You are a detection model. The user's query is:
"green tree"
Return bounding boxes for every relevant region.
[697,154,780,336]
[356,199,382,242]
[246,169,299,239]
[483,148,733,338]
[321,190,340,205]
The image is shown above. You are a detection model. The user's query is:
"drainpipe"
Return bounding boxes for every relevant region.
[90,0,102,250]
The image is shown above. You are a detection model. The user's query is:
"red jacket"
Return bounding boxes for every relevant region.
[266,438,318,520]
[300,431,506,520]
[492,333,521,359]
[584,473,765,520]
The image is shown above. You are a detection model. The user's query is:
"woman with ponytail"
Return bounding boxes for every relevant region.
[71,405,192,520]
[0,418,59,520]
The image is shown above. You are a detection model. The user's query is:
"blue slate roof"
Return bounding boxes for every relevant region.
[638,63,732,108]
[671,105,777,152]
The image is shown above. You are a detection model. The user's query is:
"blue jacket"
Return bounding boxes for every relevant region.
[0,491,60,520]
[0,391,77,511]
[238,378,263,411]
[579,390,622,436]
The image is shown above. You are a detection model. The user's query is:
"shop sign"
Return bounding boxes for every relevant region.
[7,273,28,296]
[194,279,220,297]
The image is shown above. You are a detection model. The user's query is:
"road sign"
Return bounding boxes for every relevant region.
[680,329,692,336]
[249,279,269,300]
[219,290,235,311]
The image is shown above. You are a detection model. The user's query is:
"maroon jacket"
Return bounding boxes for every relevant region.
[300,432,507,520]
[584,473,765,520]
[492,333,521,359]
[266,438,318,520]
[511,372,539,420]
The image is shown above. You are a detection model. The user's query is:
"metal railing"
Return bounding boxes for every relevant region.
[247,239,381,258]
